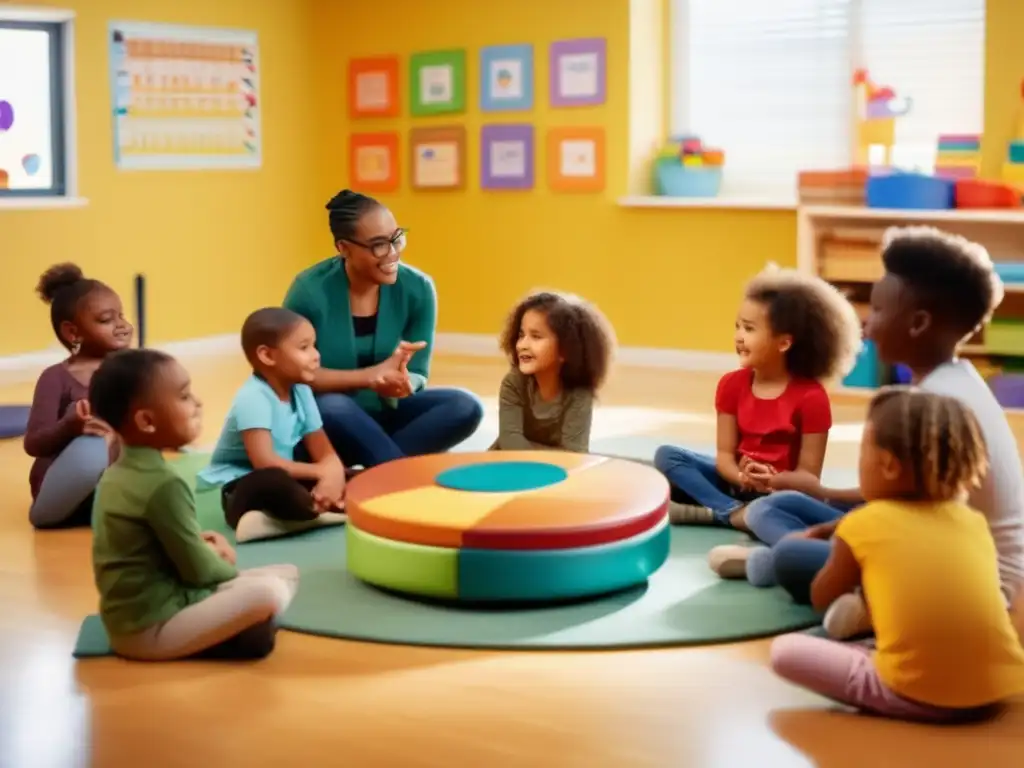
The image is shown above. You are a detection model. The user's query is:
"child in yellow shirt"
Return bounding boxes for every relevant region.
[771,387,1024,722]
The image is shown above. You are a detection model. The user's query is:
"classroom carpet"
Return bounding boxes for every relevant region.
[0,405,30,439]
[74,449,820,656]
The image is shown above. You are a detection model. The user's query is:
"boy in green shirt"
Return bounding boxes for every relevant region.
[89,349,299,661]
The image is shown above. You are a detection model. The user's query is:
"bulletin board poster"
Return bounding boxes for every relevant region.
[108,21,261,171]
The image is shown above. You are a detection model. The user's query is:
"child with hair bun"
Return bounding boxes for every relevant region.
[493,290,615,453]
[655,266,862,530]
[771,387,1024,723]
[24,263,134,529]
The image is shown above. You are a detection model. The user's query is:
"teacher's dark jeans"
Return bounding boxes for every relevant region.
[316,387,484,468]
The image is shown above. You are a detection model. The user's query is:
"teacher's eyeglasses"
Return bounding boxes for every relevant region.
[345,229,408,260]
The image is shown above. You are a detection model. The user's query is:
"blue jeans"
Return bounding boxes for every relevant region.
[745,491,856,601]
[773,538,832,605]
[745,490,856,545]
[653,446,761,524]
[316,387,484,468]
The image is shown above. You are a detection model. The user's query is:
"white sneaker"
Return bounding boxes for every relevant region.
[823,592,873,639]
[707,545,751,579]
[667,501,716,525]
[235,510,347,543]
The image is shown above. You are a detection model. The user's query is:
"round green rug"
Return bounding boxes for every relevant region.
[173,453,819,650]
[234,524,818,650]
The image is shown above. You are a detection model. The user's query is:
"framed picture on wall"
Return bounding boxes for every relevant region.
[349,132,400,192]
[409,125,466,190]
[348,56,400,118]
[410,49,466,116]
[547,126,605,192]
[549,37,607,108]
[479,44,533,112]
[480,124,534,190]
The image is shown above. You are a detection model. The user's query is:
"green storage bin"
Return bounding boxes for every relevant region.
[984,320,1024,356]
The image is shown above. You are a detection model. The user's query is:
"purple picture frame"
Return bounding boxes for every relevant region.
[480,124,534,190]
[549,38,606,107]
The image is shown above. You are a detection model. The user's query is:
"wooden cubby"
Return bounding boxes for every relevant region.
[797,205,1024,397]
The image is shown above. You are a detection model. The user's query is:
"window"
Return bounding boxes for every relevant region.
[670,0,986,199]
[0,10,75,200]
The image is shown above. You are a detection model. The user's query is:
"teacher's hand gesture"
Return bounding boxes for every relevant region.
[370,340,426,398]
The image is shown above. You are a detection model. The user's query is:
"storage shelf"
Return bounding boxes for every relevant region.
[797,204,1024,401]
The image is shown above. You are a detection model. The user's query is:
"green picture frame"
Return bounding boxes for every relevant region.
[410,49,466,116]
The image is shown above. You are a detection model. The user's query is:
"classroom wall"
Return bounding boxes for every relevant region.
[2,0,1021,359]
[0,0,322,356]
[307,0,796,354]
[308,0,1024,354]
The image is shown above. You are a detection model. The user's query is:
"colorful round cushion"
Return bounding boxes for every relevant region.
[345,451,670,551]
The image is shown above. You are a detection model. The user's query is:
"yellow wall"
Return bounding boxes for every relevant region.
[308,0,1024,353]
[0,0,322,356]
[308,0,796,354]
[2,0,1021,358]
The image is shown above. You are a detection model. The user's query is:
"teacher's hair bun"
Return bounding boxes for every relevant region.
[325,189,364,210]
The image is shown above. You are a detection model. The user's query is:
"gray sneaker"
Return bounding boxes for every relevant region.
[667,501,716,525]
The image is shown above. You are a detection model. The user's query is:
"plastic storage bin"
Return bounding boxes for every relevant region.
[866,172,955,210]
[655,161,722,198]
[843,339,879,388]
[994,262,1024,286]
[955,178,1022,209]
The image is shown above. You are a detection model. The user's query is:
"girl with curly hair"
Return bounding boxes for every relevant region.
[493,291,615,453]
[655,266,862,530]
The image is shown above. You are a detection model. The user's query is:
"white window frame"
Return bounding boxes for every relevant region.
[0,5,82,209]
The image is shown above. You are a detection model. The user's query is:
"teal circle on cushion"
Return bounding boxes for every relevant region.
[435,461,568,493]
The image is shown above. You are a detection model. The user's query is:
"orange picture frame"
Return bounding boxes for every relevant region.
[348,56,400,118]
[409,126,466,190]
[349,132,400,192]
[546,127,606,192]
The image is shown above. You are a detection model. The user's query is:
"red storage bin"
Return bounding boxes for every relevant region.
[955,178,1023,209]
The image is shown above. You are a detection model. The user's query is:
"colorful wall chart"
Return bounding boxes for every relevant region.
[109,21,261,170]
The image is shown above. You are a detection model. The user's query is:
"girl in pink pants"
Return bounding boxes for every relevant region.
[770,388,1024,722]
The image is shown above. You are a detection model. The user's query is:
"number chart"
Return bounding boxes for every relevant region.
[109,22,261,170]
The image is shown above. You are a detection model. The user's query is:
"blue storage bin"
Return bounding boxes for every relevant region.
[655,162,722,198]
[994,262,1024,285]
[866,172,955,210]
[1008,141,1024,164]
[843,339,879,388]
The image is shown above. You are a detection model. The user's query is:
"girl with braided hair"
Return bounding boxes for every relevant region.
[770,387,1024,723]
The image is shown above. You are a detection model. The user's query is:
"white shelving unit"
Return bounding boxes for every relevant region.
[797,205,1024,397]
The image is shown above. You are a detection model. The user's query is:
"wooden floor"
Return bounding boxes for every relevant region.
[1,354,1022,768]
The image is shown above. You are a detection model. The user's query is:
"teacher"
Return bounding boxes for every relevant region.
[283,189,484,468]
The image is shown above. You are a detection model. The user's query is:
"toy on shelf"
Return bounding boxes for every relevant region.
[866,171,955,210]
[955,178,1022,209]
[852,69,912,169]
[935,134,981,179]
[653,135,725,197]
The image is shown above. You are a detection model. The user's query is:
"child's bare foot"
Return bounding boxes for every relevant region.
[707,545,751,578]
[823,592,873,639]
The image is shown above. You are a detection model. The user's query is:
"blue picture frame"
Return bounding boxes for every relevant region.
[479,44,533,112]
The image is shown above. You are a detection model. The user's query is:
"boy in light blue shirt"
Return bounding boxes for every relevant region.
[198,307,347,542]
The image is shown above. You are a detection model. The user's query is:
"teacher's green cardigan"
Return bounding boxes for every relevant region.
[283,257,437,413]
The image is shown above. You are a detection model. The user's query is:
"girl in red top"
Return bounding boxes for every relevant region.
[653,266,861,528]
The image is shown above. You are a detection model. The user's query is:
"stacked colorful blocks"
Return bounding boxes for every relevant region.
[935,134,981,180]
[345,451,672,603]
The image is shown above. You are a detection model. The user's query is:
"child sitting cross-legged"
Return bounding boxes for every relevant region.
[89,349,299,661]
[654,266,861,529]
[771,387,1024,723]
[197,307,348,543]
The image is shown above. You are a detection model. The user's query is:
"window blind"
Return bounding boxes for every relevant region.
[670,0,986,198]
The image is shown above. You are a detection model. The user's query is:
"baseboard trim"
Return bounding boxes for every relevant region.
[0,331,733,386]
[433,332,735,372]
[0,333,239,386]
